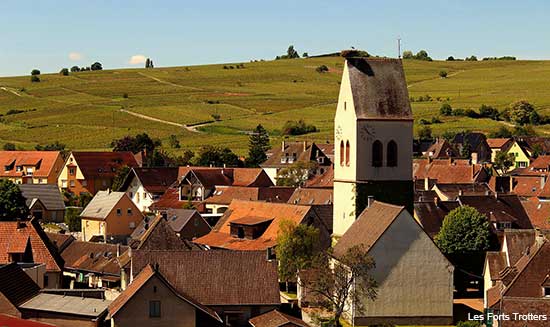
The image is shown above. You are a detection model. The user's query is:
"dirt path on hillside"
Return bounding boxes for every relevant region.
[407,70,465,89]
[0,87,22,97]
[137,72,203,91]
[119,108,206,133]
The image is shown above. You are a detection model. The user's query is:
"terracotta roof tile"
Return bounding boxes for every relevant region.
[500,297,550,327]
[304,165,333,188]
[131,250,280,306]
[61,241,127,276]
[485,251,507,281]
[0,220,63,272]
[512,175,544,196]
[0,314,56,327]
[249,310,310,327]
[262,142,331,168]
[487,138,512,149]
[0,151,62,179]
[413,201,459,238]
[458,195,532,229]
[521,199,550,229]
[178,167,273,187]
[288,188,333,205]
[71,151,138,179]
[121,167,178,194]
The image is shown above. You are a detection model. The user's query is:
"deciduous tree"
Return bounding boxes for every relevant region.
[435,206,490,254]
[0,180,29,220]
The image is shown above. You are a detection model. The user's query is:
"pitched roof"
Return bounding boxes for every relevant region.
[178,167,273,187]
[485,251,507,280]
[304,165,333,188]
[18,184,65,211]
[0,263,40,307]
[61,241,127,276]
[80,191,127,220]
[487,138,512,149]
[108,264,220,322]
[71,151,138,178]
[452,132,488,150]
[288,188,333,205]
[502,229,537,266]
[132,250,280,306]
[19,293,111,317]
[530,155,550,171]
[424,139,457,159]
[333,201,404,257]
[521,199,550,229]
[45,232,75,252]
[121,167,178,194]
[262,142,330,168]
[164,209,207,233]
[0,314,57,327]
[0,151,62,178]
[499,297,550,326]
[413,201,460,238]
[249,310,310,327]
[457,195,532,228]
[516,137,550,154]
[0,220,63,272]
[129,215,200,251]
[512,175,544,197]
[345,58,412,120]
[203,186,293,205]
[194,200,314,250]
[434,183,492,200]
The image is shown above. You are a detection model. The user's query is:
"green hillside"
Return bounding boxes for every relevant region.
[1,57,550,155]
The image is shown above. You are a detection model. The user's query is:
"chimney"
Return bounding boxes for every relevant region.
[282,140,286,151]
[367,196,375,208]
[16,218,25,230]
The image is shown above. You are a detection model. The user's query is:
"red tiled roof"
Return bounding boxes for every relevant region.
[512,175,544,197]
[194,200,313,251]
[487,138,512,149]
[0,314,56,327]
[262,142,331,168]
[0,220,63,272]
[304,165,333,188]
[178,167,273,188]
[61,241,128,276]
[123,167,178,194]
[499,297,550,327]
[458,195,532,228]
[0,151,62,178]
[71,152,138,178]
[108,264,220,322]
[288,188,333,205]
[131,250,280,306]
[249,310,310,327]
[521,199,550,229]
[529,155,550,170]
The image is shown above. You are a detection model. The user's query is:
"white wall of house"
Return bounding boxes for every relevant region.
[125,176,153,212]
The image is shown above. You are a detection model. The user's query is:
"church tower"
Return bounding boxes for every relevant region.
[333,57,414,238]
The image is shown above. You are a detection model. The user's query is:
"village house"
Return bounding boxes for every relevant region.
[18,184,66,223]
[130,250,281,326]
[520,198,550,229]
[158,209,211,240]
[332,201,454,326]
[194,200,332,251]
[202,186,294,216]
[303,165,333,188]
[248,310,310,327]
[80,190,144,243]
[487,138,514,162]
[119,167,178,212]
[483,230,550,327]
[58,152,138,196]
[413,158,490,192]
[287,188,333,205]
[0,219,64,288]
[424,139,458,160]
[0,263,41,317]
[0,151,64,185]
[451,132,491,164]
[107,264,222,327]
[261,141,332,184]
[129,214,205,250]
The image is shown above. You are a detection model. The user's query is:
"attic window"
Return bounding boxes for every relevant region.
[545,287,550,297]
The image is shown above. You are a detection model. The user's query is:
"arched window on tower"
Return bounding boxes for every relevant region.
[345,140,350,166]
[372,140,383,167]
[340,141,345,166]
[387,140,398,167]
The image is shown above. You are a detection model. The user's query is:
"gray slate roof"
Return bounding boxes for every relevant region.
[18,184,65,211]
[346,58,412,120]
[19,293,111,317]
[80,190,125,220]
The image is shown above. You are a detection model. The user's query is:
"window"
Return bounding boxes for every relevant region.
[372,140,383,167]
[545,288,550,297]
[149,300,161,318]
[344,101,347,111]
[237,227,245,239]
[345,140,350,166]
[16,166,22,172]
[61,180,67,188]
[497,221,512,230]
[387,140,398,167]
[340,141,345,166]
[116,208,122,216]
[129,192,133,199]
[69,167,75,175]
[69,180,75,187]
[82,180,87,187]
[127,208,132,216]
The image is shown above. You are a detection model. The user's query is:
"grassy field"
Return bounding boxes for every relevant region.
[1,57,550,155]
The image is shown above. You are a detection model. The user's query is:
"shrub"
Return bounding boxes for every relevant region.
[453,108,466,116]
[316,65,329,73]
[282,120,318,136]
[431,117,442,124]
[439,70,448,78]
[168,135,181,148]
[211,114,221,121]
[122,93,129,99]
[30,75,40,83]
[446,56,455,61]
[465,109,480,118]
[59,68,69,76]
[456,320,481,327]
[465,55,478,61]
[91,62,103,71]
[31,69,40,75]
[417,126,433,141]
[509,100,536,125]
[2,143,16,151]
[479,104,500,120]
[402,50,413,59]
[440,103,453,116]
[6,109,24,115]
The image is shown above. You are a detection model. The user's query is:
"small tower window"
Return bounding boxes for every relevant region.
[372,140,383,167]
[344,101,347,111]
[340,141,345,166]
[387,140,398,167]
[345,140,350,166]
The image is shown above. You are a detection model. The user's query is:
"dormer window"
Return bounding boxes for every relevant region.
[16,166,22,172]
[497,221,512,230]
[230,217,273,240]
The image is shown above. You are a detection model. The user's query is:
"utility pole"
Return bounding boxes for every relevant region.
[397,37,402,59]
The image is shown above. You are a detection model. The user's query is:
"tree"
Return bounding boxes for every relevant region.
[287,45,300,59]
[276,161,318,187]
[192,145,242,167]
[494,151,515,175]
[460,138,471,158]
[31,69,40,75]
[509,100,536,125]
[303,245,377,326]
[512,125,537,137]
[302,52,309,58]
[111,166,130,191]
[316,65,329,73]
[282,120,318,136]
[0,180,29,220]
[245,124,270,167]
[465,55,478,61]
[447,56,455,61]
[3,143,16,151]
[435,206,490,254]
[479,104,499,120]
[439,70,448,78]
[145,58,151,68]
[65,207,81,232]
[112,133,161,154]
[488,126,512,138]
[91,62,103,71]
[59,68,69,76]
[417,126,433,141]
[440,103,453,116]
[30,75,40,83]
[276,220,320,285]
[70,66,80,73]
[415,50,432,61]
[77,192,93,208]
[168,135,181,148]
[402,50,413,59]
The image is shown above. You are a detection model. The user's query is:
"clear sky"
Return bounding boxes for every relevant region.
[1,0,548,76]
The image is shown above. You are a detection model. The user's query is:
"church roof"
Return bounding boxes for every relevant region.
[346,58,412,120]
